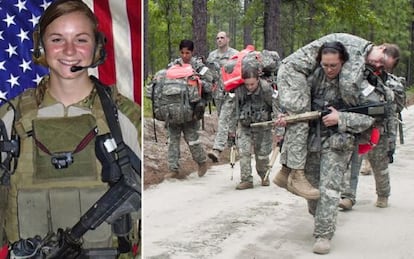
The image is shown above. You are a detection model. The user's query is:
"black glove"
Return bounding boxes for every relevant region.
[45,228,82,259]
[10,236,42,258]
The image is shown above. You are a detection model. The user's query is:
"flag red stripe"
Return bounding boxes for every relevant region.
[127,0,141,105]
[93,0,116,86]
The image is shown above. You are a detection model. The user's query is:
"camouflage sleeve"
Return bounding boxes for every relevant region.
[386,73,406,113]
[199,67,214,95]
[337,112,375,134]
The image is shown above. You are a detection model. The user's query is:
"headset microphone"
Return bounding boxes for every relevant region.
[70,65,91,72]
[70,54,106,73]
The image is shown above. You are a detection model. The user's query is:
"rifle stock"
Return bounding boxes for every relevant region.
[250,111,321,127]
[251,102,387,128]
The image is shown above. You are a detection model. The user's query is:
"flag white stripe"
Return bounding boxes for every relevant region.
[83,0,99,79]
[83,0,134,101]
[109,0,134,100]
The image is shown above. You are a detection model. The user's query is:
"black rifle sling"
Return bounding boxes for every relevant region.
[93,76,141,179]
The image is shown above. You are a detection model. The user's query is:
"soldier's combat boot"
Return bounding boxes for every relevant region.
[339,198,353,210]
[235,181,253,190]
[164,171,179,180]
[207,149,221,163]
[360,158,372,175]
[376,196,388,208]
[258,172,270,186]
[287,169,320,200]
[198,162,208,177]
[272,165,291,189]
[313,238,330,254]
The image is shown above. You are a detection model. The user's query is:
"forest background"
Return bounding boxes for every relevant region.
[143,0,414,90]
[142,0,414,186]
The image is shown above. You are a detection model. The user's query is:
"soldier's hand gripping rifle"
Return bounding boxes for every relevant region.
[251,102,388,127]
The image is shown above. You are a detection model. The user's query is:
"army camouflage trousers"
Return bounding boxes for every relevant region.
[365,134,391,197]
[305,140,352,239]
[238,126,272,182]
[342,133,391,202]
[167,120,206,171]
[213,93,238,151]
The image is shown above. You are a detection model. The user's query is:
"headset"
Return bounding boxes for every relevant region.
[32,26,107,70]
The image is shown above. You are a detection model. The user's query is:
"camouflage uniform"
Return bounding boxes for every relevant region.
[211,92,238,151]
[0,76,141,253]
[207,47,238,114]
[166,57,212,171]
[207,47,239,152]
[304,67,375,240]
[278,33,372,170]
[236,79,279,183]
[341,73,404,204]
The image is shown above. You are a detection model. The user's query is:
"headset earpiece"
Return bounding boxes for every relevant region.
[93,32,107,66]
[32,26,48,67]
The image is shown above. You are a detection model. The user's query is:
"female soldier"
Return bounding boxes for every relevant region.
[235,67,278,190]
[279,42,374,254]
[0,0,141,257]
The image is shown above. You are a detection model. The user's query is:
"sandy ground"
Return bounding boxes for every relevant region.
[142,105,414,259]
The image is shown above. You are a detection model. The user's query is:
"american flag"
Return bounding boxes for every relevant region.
[0,0,141,105]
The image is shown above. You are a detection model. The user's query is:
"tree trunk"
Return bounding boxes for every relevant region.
[192,0,208,58]
[264,0,280,51]
[243,0,253,46]
[166,2,173,61]
[307,0,315,44]
[407,0,414,86]
[230,15,237,47]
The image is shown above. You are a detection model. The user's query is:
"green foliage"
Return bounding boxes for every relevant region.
[146,0,414,114]
[143,96,153,118]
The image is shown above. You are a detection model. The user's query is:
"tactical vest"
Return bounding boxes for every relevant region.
[237,80,273,127]
[4,83,115,248]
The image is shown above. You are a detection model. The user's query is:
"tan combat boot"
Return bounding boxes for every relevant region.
[235,181,253,190]
[360,158,372,175]
[287,169,320,200]
[207,149,220,163]
[197,162,208,177]
[164,171,179,180]
[272,165,291,189]
[376,196,388,208]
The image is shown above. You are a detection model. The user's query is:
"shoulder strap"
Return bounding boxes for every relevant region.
[15,89,38,138]
[91,76,141,177]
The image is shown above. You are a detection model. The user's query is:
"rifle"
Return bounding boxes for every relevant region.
[263,147,279,183]
[226,134,237,180]
[229,144,237,181]
[251,102,388,127]
[397,112,404,144]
